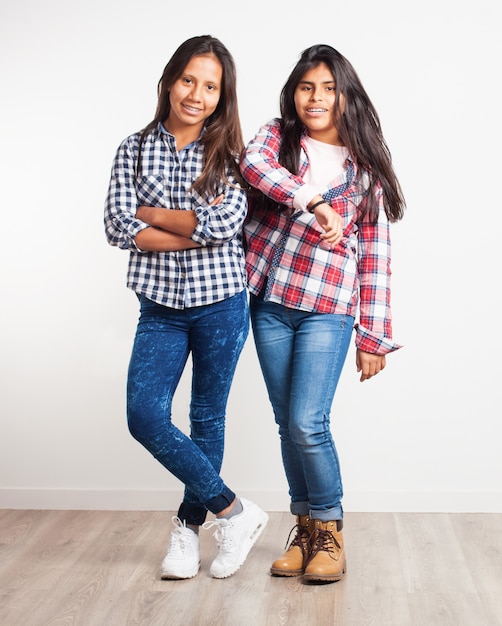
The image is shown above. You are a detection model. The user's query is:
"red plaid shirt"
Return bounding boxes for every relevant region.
[240,118,401,355]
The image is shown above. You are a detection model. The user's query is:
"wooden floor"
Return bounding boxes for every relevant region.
[0,510,500,626]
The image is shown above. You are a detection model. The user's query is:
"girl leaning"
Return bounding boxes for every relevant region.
[240,44,405,583]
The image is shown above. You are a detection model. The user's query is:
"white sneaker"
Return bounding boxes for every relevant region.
[203,498,269,579]
[160,517,200,579]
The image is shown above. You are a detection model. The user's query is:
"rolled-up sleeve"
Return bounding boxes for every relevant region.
[355,190,401,355]
[191,180,247,246]
[104,137,148,251]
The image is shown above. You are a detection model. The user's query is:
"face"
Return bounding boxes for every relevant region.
[165,54,223,136]
[294,62,344,145]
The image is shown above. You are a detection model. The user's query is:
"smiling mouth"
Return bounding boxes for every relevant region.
[182,104,203,113]
[307,108,327,113]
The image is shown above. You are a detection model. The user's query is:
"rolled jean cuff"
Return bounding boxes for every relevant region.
[177,502,208,526]
[178,487,236,525]
[309,504,343,522]
[205,486,236,516]
[290,500,310,516]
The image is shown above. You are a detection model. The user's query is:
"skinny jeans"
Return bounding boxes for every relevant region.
[127,289,249,525]
[250,296,353,522]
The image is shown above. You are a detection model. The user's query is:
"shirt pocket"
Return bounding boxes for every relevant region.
[135,174,166,206]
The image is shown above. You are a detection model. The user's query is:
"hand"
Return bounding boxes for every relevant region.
[210,194,224,206]
[356,349,386,382]
[314,203,343,246]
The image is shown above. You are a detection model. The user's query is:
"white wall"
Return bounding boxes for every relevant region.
[1,0,500,513]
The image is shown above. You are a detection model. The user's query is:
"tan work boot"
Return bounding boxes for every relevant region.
[303,519,346,582]
[270,514,313,576]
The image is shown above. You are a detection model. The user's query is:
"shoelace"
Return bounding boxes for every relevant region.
[308,529,341,562]
[166,517,194,557]
[202,518,234,552]
[285,523,310,554]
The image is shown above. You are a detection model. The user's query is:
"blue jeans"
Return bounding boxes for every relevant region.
[250,296,353,522]
[127,289,249,525]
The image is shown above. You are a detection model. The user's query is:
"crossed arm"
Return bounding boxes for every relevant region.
[134,195,223,252]
[134,206,200,252]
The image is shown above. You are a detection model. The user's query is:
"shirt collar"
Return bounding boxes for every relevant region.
[155,120,207,144]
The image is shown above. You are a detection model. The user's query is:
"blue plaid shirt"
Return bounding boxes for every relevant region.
[104,123,248,308]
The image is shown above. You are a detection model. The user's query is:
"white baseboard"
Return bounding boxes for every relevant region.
[1,489,501,512]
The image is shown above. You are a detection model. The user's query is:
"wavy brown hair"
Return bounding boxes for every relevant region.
[279,44,405,222]
[136,35,245,194]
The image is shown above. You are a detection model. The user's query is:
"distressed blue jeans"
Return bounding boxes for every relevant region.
[250,296,353,522]
[127,289,249,525]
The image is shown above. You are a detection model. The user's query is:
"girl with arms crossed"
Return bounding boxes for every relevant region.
[104,35,268,581]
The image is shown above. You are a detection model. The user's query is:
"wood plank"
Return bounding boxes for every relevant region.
[0,510,500,626]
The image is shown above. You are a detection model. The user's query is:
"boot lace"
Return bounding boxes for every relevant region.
[307,528,341,563]
[285,522,310,556]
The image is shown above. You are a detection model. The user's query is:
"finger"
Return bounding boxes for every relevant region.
[320,233,343,246]
[361,361,378,382]
[320,225,343,238]
[359,363,370,381]
[210,194,224,206]
[320,227,340,238]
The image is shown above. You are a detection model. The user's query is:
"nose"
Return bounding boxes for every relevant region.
[309,89,322,101]
[188,83,203,101]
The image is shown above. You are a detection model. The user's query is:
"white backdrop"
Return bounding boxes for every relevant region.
[1,0,500,512]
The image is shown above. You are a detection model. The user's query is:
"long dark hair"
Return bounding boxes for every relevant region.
[279,44,405,222]
[136,35,245,194]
